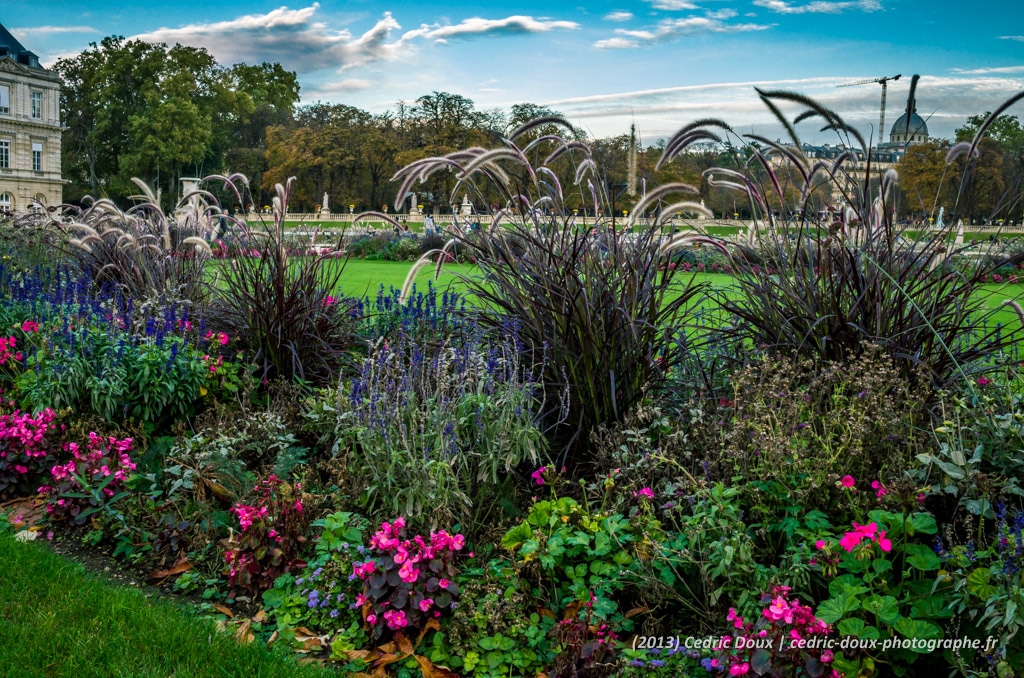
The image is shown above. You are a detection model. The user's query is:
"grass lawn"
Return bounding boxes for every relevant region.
[0,531,333,678]
[330,260,1024,328]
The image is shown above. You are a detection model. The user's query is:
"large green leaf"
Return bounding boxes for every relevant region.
[904,543,942,571]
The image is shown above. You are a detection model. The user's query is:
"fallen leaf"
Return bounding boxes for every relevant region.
[414,654,459,678]
[624,606,649,619]
[212,604,234,618]
[233,618,254,644]
[149,561,193,581]
[252,609,267,624]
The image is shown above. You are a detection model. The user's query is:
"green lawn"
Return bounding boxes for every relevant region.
[330,260,1024,328]
[0,531,333,678]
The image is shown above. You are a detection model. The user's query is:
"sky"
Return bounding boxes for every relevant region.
[6,0,1024,144]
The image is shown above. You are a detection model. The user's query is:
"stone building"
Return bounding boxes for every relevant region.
[0,23,62,213]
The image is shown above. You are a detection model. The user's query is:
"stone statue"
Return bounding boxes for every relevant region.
[322,193,329,212]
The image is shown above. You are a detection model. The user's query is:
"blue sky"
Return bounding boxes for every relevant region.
[6,0,1024,142]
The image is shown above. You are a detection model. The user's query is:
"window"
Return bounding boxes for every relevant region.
[0,140,8,169]
[0,193,12,214]
[31,91,41,119]
[32,142,42,172]
[0,85,8,115]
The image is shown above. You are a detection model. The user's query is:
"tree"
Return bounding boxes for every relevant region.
[896,140,954,221]
[56,38,299,208]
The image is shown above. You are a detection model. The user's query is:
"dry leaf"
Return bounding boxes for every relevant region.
[252,609,267,624]
[624,606,649,619]
[233,618,254,644]
[414,654,459,678]
[149,561,193,581]
[212,604,234,618]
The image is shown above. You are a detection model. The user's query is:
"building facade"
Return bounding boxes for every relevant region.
[0,24,62,213]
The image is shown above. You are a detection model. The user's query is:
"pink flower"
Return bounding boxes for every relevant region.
[531,466,547,485]
[877,531,892,552]
[218,332,229,346]
[633,487,655,500]
[438,578,451,589]
[366,613,377,625]
[398,562,420,583]
[977,376,992,386]
[729,661,750,676]
[20,320,39,333]
[821,650,834,663]
[815,539,826,550]
[871,480,888,499]
[419,598,433,612]
[840,475,856,488]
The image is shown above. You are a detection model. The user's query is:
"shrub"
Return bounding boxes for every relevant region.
[658,90,1024,386]
[209,179,362,385]
[717,348,929,500]
[0,407,57,500]
[46,178,213,305]
[224,475,310,593]
[41,432,136,525]
[392,120,719,463]
[16,317,220,431]
[332,330,545,532]
[352,517,466,642]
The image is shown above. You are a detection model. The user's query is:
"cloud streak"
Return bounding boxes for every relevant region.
[753,0,882,14]
[10,25,99,39]
[595,16,773,49]
[604,11,634,22]
[401,16,578,44]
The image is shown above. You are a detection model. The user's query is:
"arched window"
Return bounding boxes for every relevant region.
[0,192,13,214]
[31,193,47,212]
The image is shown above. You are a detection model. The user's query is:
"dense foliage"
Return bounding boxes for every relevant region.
[3,88,1024,678]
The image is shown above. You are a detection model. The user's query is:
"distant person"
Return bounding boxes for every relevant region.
[424,214,435,235]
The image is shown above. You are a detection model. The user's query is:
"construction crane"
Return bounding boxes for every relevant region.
[838,74,901,148]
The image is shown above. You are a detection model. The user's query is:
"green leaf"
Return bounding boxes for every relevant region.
[861,595,900,625]
[893,618,941,645]
[904,543,942,571]
[908,513,938,535]
[967,568,996,600]
[816,598,848,625]
[838,618,881,639]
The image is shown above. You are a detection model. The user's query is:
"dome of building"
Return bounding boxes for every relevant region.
[889,100,928,145]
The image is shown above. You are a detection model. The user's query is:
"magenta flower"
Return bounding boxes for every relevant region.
[530,467,547,485]
[633,487,655,500]
[977,376,992,386]
[840,475,856,488]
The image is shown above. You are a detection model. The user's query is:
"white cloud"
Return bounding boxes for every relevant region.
[998,36,1024,42]
[604,11,635,21]
[135,4,404,72]
[646,0,699,9]
[707,9,739,19]
[594,37,641,49]
[10,25,99,39]
[753,0,882,14]
[304,79,373,96]
[400,15,579,43]
[595,16,773,48]
[952,65,1024,75]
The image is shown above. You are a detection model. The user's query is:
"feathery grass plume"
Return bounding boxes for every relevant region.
[208,177,361,385]
[45,179,215,307]
[393,117,713,466]
[676,87,1024,388]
